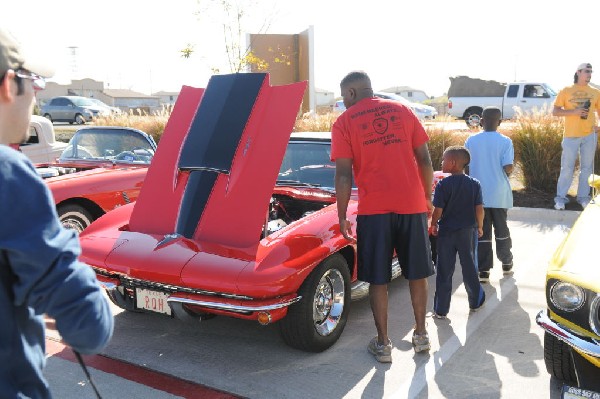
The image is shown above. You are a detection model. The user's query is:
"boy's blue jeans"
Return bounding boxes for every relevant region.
[434,227,485,315]
[555,132,597,205]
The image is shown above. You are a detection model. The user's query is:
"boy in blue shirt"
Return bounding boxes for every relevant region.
[431,146,485,318]
[464,107,514,282]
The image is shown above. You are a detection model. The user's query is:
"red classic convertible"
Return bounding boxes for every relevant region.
[34,126,157,232]
[79,74,402,352]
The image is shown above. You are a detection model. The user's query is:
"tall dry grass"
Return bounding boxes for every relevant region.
[293,112,340,132]
[511,106,564,192]
[293,110,474,172]
[426,126,467,169]
[91,105,591,195]
[93,106,172,143]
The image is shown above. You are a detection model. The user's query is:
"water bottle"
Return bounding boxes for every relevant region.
[581,100,591,120]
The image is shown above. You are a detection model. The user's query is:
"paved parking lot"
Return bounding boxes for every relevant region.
[45,208,578,398]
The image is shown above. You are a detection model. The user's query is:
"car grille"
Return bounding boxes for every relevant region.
[591,293,600,337]
[94,268,253,300]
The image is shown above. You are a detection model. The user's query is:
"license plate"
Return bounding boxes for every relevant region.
[135,288,172,316]
[563,385,600,399]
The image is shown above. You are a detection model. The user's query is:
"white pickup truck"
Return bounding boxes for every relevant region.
[447,76,557,127]
[18,115,69,163]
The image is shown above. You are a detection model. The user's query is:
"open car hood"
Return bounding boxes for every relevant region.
[126,73,307,250]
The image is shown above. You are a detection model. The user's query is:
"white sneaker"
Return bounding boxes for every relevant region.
[554,202,565,210]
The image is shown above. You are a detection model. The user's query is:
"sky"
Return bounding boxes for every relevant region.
[3,0,600,99]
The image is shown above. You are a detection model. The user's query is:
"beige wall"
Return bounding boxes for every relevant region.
[297,28,311,113]
[249,27,314,114]
[249,34,297,84]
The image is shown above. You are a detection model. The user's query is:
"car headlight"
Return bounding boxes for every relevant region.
[550,281,585,312]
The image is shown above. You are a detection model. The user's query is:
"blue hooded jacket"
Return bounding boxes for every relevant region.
[0,146,114,398]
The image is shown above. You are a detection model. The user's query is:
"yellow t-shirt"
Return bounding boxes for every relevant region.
[554,84,600,137]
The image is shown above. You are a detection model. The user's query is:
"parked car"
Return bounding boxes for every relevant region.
[40,96,111,124]
[332,100,346,113]
[89,98,124,115]
[332,92,438,121]
[77,75,407,352]
[16,115,69,163]
[536,175,600,396]
[35,126,157,232]
[374,92,438,120]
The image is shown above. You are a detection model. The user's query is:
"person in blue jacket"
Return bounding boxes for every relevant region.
[0,28,114,398]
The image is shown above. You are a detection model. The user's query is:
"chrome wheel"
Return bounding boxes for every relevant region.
[313,268,345,336]
[58,204,93,233]
[279,253,351,352]
[466,113,481,127]
[61,217,88,233]
[75,113,86,125]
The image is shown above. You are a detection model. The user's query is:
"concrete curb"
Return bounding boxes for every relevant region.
[508,206,581,225]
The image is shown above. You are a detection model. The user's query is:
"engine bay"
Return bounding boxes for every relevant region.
[265,191,336,236]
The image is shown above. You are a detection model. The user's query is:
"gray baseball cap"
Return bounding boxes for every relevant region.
[0,27,54,78]
[577,63,592,71]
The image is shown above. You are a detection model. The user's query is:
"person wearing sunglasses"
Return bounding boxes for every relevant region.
[0,28,114,398]
[552,63,600,210]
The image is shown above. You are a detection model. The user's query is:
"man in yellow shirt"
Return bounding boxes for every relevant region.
[552,63,600,210]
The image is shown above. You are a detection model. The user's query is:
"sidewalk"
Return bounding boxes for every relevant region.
[509,206,580,225]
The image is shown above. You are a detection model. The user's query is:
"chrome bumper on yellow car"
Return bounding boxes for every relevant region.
[536,310,600,358]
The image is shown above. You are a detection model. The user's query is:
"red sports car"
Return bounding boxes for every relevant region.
[35,126,157,232]
[79,74,403,352]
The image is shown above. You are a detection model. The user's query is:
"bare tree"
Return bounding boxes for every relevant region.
[181,0,281,73]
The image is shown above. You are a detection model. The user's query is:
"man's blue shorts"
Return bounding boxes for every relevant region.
[356,213,435,284]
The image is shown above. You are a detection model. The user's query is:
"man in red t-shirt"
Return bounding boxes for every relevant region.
[332,71,434,363]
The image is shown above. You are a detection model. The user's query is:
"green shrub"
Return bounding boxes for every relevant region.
[511,107,564,193]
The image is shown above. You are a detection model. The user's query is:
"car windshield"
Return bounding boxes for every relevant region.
[278,141,355,189]
[60,128,156,164]
[375,92,411,105]
[89,99,108,107]
[71,97,96,107]
[542,84,557,97]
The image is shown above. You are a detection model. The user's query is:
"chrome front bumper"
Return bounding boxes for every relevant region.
[101,280,302,315]
[167,295,302,314]
[536,310,600,358]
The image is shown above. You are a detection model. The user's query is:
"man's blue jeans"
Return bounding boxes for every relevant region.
[555,132,597,205]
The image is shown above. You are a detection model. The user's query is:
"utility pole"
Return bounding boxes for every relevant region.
[68,46,79,79]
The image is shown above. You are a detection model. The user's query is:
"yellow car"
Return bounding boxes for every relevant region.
[536,175,600,397]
